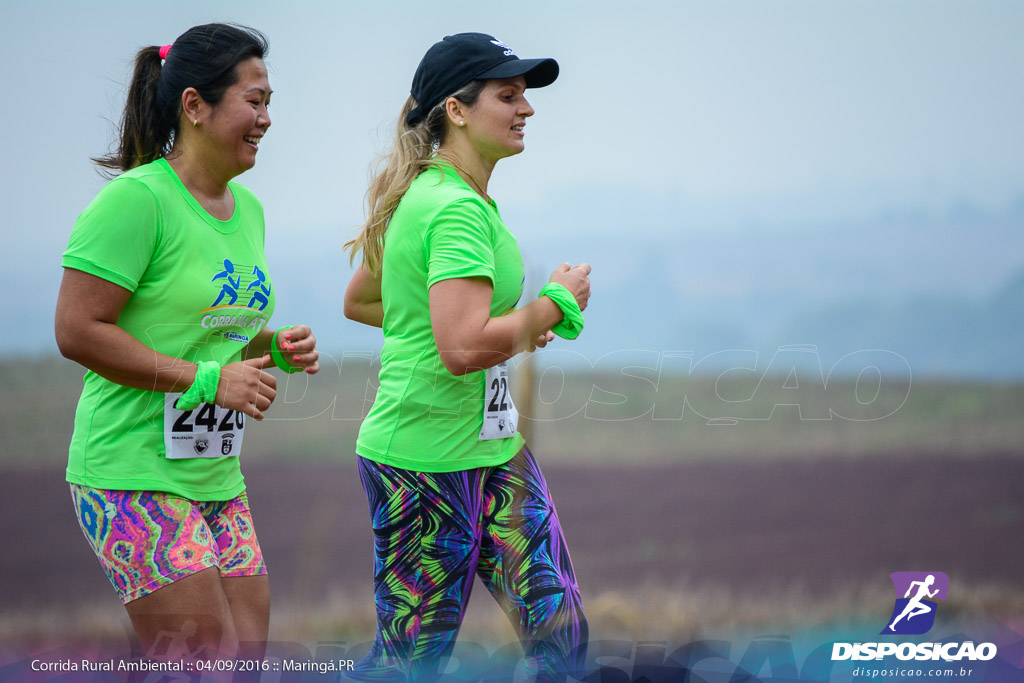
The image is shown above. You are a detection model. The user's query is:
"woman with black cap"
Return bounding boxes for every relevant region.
[344,32,591,682]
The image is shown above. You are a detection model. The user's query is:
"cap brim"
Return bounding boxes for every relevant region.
[477,57,559,88]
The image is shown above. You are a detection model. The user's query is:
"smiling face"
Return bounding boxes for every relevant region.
[460,76,534,164]
[199,57,272,180]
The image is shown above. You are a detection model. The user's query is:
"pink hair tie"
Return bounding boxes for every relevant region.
[158,44,172,60]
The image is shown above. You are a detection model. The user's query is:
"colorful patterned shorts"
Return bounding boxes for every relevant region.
[70,484,266,604]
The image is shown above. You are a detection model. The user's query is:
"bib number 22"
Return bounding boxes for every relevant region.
[479,362,518,441]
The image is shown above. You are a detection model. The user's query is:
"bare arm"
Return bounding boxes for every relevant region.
[55,268,277,419]
[242,327,277,360]
[344,265,384,328]
[429,263,591,376]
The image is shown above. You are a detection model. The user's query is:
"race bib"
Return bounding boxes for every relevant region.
[479,362,518,440]
[164,394,245,459]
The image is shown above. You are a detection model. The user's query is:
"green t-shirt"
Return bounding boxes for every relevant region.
[356,164,526,471]
[62,158,275,500]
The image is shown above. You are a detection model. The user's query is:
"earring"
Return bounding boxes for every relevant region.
[192,119,198,127]
[458,121,466,127]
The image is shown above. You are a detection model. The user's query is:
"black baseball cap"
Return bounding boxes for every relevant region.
[406,32,559,126]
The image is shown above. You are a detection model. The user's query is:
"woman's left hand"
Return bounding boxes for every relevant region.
[530,330,556,352]
[278,325,320,374]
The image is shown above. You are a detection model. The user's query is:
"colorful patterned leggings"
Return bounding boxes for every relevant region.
[355,446,588,682]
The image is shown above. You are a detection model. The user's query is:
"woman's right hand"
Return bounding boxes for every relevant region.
[548,262,592,312]
[216,355,278,420]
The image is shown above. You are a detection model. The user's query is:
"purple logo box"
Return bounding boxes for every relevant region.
[881,571,950,635]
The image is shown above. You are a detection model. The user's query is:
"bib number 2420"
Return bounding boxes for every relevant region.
[164,394,245,459]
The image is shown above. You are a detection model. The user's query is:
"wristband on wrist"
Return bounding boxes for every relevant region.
[538,282,585,340]
[271,326,304,374]
[174,361,221,410]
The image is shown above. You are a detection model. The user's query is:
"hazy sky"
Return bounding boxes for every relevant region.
[2,0,1023,353]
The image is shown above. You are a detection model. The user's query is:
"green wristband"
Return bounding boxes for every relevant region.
[174,361,221,410]
[538,282,585,340]
[271,326,304,374]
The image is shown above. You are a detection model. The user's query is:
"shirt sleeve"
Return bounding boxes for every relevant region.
[424,197,496,289]
[61,177,161,292]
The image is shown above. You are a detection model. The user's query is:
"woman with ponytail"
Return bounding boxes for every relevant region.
[344,33,591,681]
[55,23,319,659]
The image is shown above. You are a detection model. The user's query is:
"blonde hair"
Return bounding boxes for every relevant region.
[345,81,486,273]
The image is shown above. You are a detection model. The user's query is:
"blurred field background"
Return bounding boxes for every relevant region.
[2,354,1022,658]
[4,354,1023,466]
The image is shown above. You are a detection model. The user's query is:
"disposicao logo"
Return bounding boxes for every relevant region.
[831,572,998,663]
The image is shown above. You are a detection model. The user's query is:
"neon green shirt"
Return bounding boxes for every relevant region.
[356,164,526,471]
[62,158,275,500]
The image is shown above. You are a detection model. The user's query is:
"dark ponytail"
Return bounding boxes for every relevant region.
[95,23,268,173]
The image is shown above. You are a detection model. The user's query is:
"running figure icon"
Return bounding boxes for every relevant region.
[246,264,271,310]
[888,574,939,631]
[211,259,241,307]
